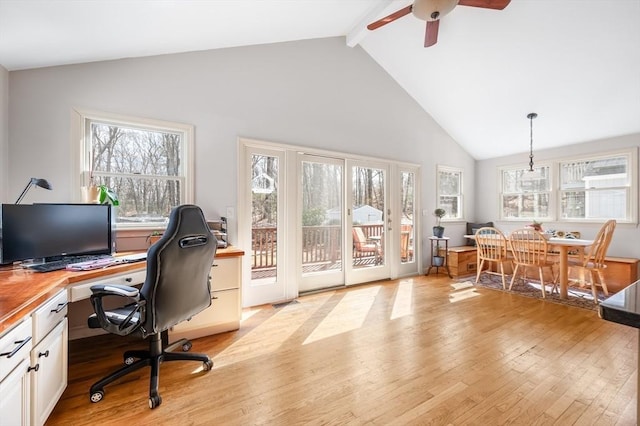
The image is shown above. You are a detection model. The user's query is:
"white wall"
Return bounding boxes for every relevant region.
[7,37,474,262]
[475,133,640,259]
[0,65,8,202]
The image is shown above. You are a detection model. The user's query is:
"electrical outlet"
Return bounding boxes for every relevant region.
[226,206,235,219]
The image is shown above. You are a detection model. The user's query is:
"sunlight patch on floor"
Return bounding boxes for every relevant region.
[213,293,332,366]
[449,281,480,303]
[390,280,414,320]
[303,285,381,345]
[240,308,261,322]
[449,288,481,303]
[451,281,474,291]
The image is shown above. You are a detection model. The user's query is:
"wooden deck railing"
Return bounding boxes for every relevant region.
[251,224,384,270]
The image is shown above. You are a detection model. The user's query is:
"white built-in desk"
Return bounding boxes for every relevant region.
[0,246,244,425]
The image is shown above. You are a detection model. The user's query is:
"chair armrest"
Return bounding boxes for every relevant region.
[89,284,146,336]
[90,283,141,299]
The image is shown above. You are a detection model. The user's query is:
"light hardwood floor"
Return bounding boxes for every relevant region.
[47,275,637,425]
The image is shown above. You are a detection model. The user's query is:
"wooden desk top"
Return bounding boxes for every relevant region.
[0,246,245,334]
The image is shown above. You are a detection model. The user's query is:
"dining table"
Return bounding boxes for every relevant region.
[546,237,593,298]
[464,234,594,299]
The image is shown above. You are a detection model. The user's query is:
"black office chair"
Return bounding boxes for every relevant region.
[87,204,217,408]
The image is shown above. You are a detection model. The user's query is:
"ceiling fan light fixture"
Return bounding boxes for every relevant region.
[412,0,458,21]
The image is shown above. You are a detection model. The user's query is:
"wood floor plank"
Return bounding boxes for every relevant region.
[46,275,637,425]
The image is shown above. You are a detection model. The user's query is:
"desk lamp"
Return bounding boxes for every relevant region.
[15,177,52,204]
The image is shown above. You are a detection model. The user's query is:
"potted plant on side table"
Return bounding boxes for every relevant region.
[433,208,446,238]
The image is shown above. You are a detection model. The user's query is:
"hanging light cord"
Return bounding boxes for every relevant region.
[527,112,537,172]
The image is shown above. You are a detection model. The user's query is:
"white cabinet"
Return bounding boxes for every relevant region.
[29,289,68,426]
[0,358,31,426]
[0,317,33,426]
[170,255,242,340]
[0,289,68,426]
[30,319,67,426]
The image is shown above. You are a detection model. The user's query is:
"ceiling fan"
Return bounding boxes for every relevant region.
[367,0,511,47]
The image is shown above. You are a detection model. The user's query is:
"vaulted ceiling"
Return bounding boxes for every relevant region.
[1,0,638,159]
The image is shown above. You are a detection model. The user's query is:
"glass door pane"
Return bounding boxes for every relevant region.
[299,156,344,292]
[346,161,390,285]
[400,171,415,264]
[251,154,279,284]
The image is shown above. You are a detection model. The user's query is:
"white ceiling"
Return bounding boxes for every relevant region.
[1,0,638,160]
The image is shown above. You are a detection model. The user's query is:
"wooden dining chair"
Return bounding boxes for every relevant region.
[475,227,511,289]
[508,228,557,298]
[568,219,616,304]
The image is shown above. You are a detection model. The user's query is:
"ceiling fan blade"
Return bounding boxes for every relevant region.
[367,5,413,30]
[457,0,511,10]
[424,20,439,47]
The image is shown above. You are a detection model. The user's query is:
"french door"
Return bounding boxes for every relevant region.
[298,155,345,292]
[240,147,288,307]
[397,166,419,277]
[240,139,420,307]
[345,160,391,285]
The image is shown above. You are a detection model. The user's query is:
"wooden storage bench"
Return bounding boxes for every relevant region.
[446,246,478,277]
[447,244,639,293]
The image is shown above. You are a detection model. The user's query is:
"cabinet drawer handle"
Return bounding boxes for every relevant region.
[212,264,218,267]
[27,364,39,373]
[39,350,50,358]
[125,277,133,282]
[211,295,218,300]
[0,336,32,358]
[50,302,68,313]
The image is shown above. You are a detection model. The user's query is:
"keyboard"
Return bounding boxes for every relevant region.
[117,252,147,263]
[27,255,115,273]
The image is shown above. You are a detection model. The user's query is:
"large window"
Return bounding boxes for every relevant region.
[436,165,463,220]
[499,148,637,223]
[500,165,551,221]
[560,153,632,220]
[77,110,194,227]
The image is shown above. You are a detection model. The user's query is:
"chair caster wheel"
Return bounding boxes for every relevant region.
[90,390,104,403]
[149,394,162,409]
[203,359,213,371]
[182,341,192,352]
[124,356,135,365]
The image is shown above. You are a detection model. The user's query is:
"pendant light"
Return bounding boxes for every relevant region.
[527,112,538,172]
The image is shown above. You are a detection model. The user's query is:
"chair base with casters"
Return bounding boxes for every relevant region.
[88,329,213,409]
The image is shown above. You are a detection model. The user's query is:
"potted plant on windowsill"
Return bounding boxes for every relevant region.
[97,185,119,206]
[433,208,446,238]
[146,230,163,247]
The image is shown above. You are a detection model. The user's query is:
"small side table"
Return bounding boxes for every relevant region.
[426,236,451,277]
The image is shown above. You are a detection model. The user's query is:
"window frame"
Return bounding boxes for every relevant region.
[557,148,637,224]
[498,162,554,223]
[436,165,464,222]
[73,108,195,229]
[498,147,638,225]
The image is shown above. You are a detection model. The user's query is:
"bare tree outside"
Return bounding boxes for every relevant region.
[90,123,182,224]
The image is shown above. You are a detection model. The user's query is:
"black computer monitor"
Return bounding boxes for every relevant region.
[0,203,115,265]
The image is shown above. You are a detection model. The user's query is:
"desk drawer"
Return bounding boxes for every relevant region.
[0,317,32,381]
[69,270,146,302]
[170,288,240,340]
[211,257,240,292]
[33,289,68,344]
